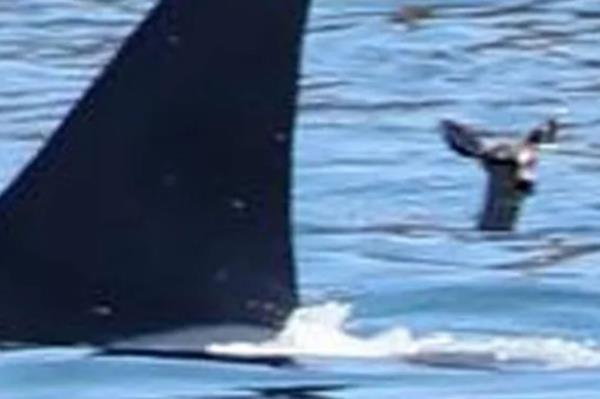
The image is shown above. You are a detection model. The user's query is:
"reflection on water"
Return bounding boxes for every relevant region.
[1,0,600,398]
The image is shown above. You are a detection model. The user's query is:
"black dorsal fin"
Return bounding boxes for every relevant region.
[0,0,309,346]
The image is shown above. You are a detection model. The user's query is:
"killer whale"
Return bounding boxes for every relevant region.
[0,0,310,352]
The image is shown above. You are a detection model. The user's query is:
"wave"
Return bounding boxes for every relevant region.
[208,302,600,370]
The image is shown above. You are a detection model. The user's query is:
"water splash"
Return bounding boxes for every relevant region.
[208,302,600,370]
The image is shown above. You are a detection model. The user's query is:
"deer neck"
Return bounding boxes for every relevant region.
[478,169,527,231]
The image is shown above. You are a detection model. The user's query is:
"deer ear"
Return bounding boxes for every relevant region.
[441,119,485,158]
[526,118,558,145]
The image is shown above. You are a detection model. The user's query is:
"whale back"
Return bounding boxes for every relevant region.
[0,0,309,346]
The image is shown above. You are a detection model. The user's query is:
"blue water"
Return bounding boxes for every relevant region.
[2,0,600,397]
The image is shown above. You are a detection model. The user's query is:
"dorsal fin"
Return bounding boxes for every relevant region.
[0,0,309,346]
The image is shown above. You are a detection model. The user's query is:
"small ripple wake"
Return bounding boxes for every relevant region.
[208,302,600,371]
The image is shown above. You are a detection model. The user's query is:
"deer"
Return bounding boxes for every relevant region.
[441,119,558,231]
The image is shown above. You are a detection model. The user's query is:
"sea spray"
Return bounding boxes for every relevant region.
[208,302,600,370]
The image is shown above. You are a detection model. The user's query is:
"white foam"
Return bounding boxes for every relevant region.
[207,302,600,370]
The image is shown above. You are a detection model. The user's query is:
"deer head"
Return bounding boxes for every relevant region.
[441,119,558,231]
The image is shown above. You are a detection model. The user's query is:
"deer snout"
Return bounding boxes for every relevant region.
[515,174,535,194]
[515,145,538,194]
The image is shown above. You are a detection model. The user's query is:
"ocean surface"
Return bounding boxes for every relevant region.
[1,0,600,398]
